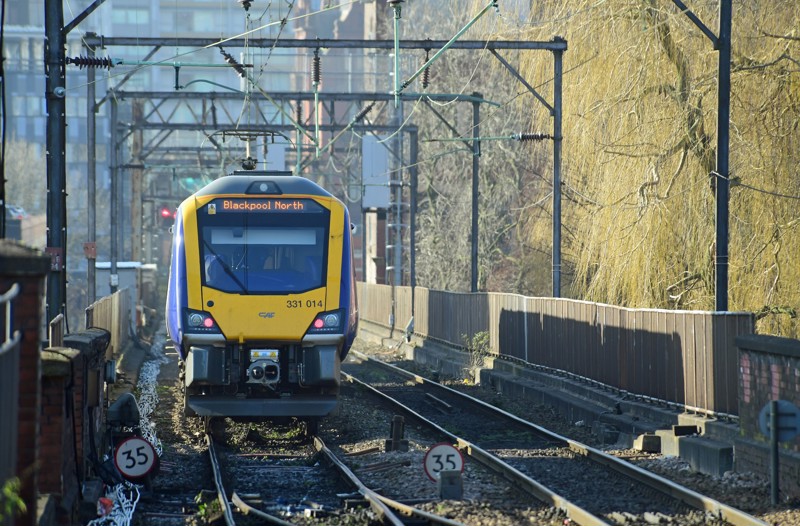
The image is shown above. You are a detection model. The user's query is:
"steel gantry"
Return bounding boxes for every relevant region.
[56,30,568,331]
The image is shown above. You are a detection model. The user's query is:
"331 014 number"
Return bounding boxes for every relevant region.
[286,299,324,308]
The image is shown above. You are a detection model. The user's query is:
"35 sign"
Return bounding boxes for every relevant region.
[114,436,157,481]
[423,442,464,481]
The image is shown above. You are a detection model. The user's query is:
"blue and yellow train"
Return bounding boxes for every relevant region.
[165,171,358,422]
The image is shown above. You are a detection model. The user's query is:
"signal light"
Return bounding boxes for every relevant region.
[159,205,175,227]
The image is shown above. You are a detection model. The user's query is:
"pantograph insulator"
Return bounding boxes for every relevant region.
[65,56,114,69]
[312,49,321,85]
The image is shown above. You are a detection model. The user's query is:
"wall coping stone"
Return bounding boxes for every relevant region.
[42,348,81,377]
[736,334,800,359]
[0,240,51,276]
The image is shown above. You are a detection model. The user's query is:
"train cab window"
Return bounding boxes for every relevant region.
[197,198,329,294]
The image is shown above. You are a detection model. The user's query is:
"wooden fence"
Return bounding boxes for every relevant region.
[85,288,131,362]
[357,283,754,415]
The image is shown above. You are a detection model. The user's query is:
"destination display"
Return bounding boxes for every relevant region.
[206,198,324,214]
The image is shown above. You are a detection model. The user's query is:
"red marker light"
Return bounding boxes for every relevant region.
[203,317,214,328]
[160,208,172,218]
[313,318,325,329]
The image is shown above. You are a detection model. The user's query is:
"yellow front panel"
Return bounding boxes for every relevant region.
[202,287,327,342]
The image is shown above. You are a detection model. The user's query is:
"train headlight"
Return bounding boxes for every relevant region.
[184,309,220,334]
[307,309,344,334]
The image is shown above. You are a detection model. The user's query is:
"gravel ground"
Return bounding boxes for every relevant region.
[128,336,800,525]
[348,337,800,526]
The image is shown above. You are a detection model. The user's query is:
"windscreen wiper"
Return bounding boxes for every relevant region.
[202,239,248,293]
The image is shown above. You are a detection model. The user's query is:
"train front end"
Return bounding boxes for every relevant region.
[165,174,358,420]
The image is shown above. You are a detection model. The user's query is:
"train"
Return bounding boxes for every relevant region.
[165,171,358,424]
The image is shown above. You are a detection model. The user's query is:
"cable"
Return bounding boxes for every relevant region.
[426,11,498,107]
[375,96,423,144]
[711,171,800,201]
[65,0,360,93]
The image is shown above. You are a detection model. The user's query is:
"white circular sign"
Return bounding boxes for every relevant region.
[114,436,157,480]
[423,442,464,481]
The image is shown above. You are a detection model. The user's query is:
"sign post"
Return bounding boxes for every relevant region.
[758,399,800,505]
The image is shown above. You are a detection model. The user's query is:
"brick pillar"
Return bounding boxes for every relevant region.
[62,328,110,483]
[0,241,51,526]
[40,348,81,524]
[736,334,800,498]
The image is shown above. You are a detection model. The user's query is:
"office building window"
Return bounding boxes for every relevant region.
[112,9,150,25]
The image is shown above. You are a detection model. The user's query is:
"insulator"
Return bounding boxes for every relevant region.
[219,47,246,78]
[239,0,252,11]
[514,133,552,142]
[295,103,302,124]
[422,50,431,89]
[312,49,321,85]
[65,56,114,69]
[354,102,375,123]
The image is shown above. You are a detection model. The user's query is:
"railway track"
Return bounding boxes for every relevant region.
[343,350,770,526]
[204,420,486,525]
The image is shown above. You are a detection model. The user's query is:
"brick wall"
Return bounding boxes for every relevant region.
[40,349,81,524]
[0,241,50,526]
[736,334,800,499]
[62,329,111,482]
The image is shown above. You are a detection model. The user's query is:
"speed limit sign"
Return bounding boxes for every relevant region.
[423,442,464,481]
[114,436,157,481]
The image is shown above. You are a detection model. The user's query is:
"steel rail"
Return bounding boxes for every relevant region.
[206,433,236,526]
[341,370,610,526]
[231,492,296,526]
[350,350,770,526]
[312,436,468,526]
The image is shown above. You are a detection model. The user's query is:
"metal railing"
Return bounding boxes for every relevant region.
[0,283,21,485]
[49,313,65,347]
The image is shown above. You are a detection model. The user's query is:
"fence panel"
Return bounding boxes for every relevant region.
[356,284,753,414]
[85,288,131,361]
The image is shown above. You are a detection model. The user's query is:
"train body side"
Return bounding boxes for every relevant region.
[165,174,358,419]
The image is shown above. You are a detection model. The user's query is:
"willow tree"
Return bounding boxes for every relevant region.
[471,0,799,335]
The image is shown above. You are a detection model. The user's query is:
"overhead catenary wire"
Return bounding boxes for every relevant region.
[63,0,361,93]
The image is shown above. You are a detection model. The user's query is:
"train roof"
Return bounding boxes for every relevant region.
[193,172,335,198]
